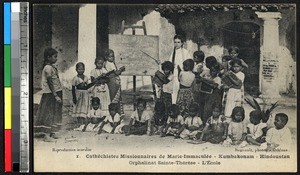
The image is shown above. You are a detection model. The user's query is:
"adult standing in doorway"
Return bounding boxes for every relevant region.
[169,34,192,104]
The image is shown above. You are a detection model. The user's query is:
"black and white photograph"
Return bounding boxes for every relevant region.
[33,3,297,172]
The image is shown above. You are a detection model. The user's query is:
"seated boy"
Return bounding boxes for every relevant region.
[262,113,292,150]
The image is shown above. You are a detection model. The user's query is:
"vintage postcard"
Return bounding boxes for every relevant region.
[33,3,297,172]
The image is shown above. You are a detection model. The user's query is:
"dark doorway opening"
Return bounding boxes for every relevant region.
[222,21,260,97]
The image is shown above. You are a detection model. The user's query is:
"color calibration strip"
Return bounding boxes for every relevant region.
[19,2,30,172]
[4,2,30,172]
[4,2,12,172]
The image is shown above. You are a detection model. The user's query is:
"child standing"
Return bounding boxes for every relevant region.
[202,64,223,123]
[224,106,247,146]
[90,56,111,113]
[151,101,168,135]
[191,104,227,144]
[228,46,248,69]
[98,103,123,134]
[176,59,195,114]
[244,110,267,146]
[161,104,185,138]
[192,51,205,76]
[180,103,203,140]
[123,98,151,136]
[262,113,292,150]
[159,61,174,111]
[221,55,232,74]
[223,58,245,119]
[72,62,92,128]
[35,48,62,133]
[104,49,125,115]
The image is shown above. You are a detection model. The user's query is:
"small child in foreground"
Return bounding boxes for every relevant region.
[190,105,227,144]
[123,98,151,136]
[179,103,203,140]
[243,110,267,146]
[261,113,292,150]
[161,104,185,138]
[224,106,247,146]
[98,103,123,134]
[150,101,168,135]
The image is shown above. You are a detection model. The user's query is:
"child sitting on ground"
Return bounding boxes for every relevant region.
[243,110,267,146]
[261,113,292,150]
[98,103,123,134]
[161,104,185,138]
[75,97,106,132]
[81,117,102,132]
[190,104,227,144]
[224,106,247,146]
[123,98,151,136]
[151,101,168,135]
[179,103,203,140]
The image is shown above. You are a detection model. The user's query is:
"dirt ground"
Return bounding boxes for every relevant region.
[33,87,297,172]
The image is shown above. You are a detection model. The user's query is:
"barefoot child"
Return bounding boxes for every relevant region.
[223,58,245,120]
[179,103,203,140]
[90,56,111,113]
[262,113,292,150]
[244,110,267,146]
[151,101,168,135]
[161,104,185,138]
[72,62,99,129]
[98,103,123,134]
[123,98,151,136]
[224,106,247,146]
[104,49,125,115]
[80,97,106,132]
[192,104,227,144]
[35,48,63,130]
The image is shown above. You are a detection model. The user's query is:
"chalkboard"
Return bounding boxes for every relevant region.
[109,34,159,76]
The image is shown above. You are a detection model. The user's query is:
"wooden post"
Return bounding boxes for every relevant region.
[133,75,137,110]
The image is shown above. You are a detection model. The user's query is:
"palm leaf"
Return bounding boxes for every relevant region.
[245,97,257,110]
[269,102,279,112]
[262,110,270,123]
[252,98,262,112]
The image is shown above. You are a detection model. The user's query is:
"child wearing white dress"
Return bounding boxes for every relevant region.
[90,56,111,113]
[261,113,292,150]
[244,110,267,146]
[98,103,124,134]
[76,97,106,132]
[224,106,247,146]
[72,62,97,129]
[104,49,125,115]
[223,59,245,120]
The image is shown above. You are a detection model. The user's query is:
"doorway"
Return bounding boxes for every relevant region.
[222,21,261,97]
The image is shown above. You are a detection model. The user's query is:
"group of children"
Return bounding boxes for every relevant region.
[38,45,291,150]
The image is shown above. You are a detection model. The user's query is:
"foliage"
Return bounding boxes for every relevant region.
[245,97,279,123]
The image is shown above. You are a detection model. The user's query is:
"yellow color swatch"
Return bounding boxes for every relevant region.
[5,87,12,129]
